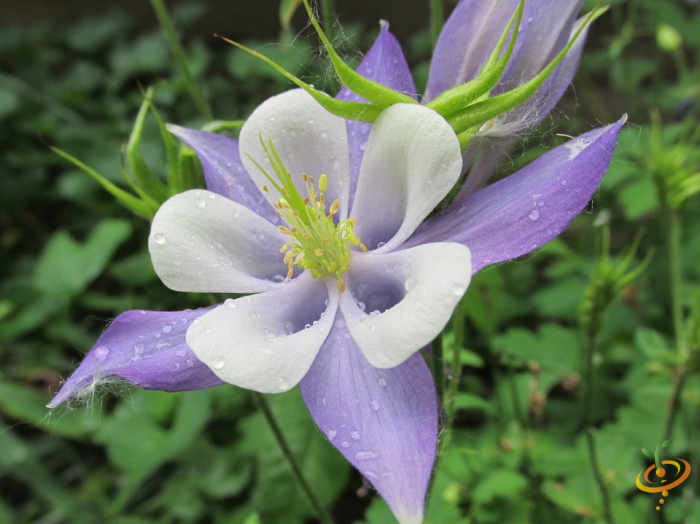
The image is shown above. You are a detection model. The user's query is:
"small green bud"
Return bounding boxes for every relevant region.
[657,24,682,53]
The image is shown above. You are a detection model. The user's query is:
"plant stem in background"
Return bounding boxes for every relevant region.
[429,0,444,49]
[445,301,465,440]
[320,0,336,38]
[253,393,335,524]
[432,333,445,416]
[150,0,214,121]
[583,333,614,524]
[661,210,688,442]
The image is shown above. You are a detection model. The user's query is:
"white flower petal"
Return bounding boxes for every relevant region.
[239,89,351,219]
[340,243,472,368]
[187,274,338,393]
[149,189,288,293]
[351,104,462,252]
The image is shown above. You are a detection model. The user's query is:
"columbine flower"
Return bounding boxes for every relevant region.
[50,7,624,524]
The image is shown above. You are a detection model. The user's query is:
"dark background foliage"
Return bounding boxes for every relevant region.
[0,0,699,523]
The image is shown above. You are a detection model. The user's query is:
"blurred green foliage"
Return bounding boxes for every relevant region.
[1,0,699,523]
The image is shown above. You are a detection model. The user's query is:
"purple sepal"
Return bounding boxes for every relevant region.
[48,307,224,408]
[404,117,626,273]
[166,125,280,225]
[424,0,524,102]
[336,23,417,207]
[499,0,584,89]
[300,313,437,524]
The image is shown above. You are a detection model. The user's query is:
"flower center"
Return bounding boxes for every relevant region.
[249,137,366,292]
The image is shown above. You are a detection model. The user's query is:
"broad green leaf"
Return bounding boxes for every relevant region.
[34,219,132,300]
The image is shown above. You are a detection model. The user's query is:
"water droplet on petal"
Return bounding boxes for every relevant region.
[94,346,110,360]
[350,431,361,441]
[194,198,206,208]
[272,274,285,283]
[284,321,295,335]
[340,441,350,448]
[153,233,166,245]
[377,241,386,248]
[354,451,379,460]
[528,209,540,221]
[404,277,417,291]
[213,356,226,369]
[328,430,337,440]
[370,400,380,411]
[224,298,236,309]
[175,349,187,357]
[452,284,465,296]
[162,324,172,334]
[377,376,387,388]
[278,381,288,390]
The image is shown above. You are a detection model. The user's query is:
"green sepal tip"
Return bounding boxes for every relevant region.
[215,34,383,123]
[448,2,608,138]
[427,0,526,116]
[301,0,417,108]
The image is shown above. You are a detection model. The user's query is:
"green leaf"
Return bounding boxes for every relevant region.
[239,388,350,524]
[453,393,494,413]
[0,380,100,439]
[642,448,654,458]
[472,469,528,504]
[104,389,212,484]
[34,219,132,300]
[126,88,169,202]
[50,145,158,219]
[662,439,673,447]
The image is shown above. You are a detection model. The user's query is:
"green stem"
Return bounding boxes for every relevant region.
[320,0,336,38]
[661,211,688,442]
[583,334,615,524]
[429,0,444,49]
[669,212,688,361]
[253,393,335,524]
[150,0,213,121]
[433,334,445,410]
[443,301,465,448]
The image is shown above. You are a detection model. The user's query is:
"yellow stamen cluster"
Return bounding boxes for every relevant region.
[248,137,367,292]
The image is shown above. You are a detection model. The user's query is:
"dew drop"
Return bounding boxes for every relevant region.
[272,274,285,283]
[224,298,237,309]
[94,346,110,360]
[133,344,144,359]
[335,319,346,329]
[328,430,337,441]
[354,451,379,461]
[264,333,278,343]
[213,356,226,369]
[284,321,295,335]
[357,301,366,312]
[340,441,350,448]
[370,400,380,411]
[350,431,361,441]
[153,233,166,245]
[175,349,187,357]
[278,381,289,390]
[377,241,386,248]
[404,277,417,291]
[194,198,206,208]
[343,332,352,339]
[377,376,387,388]
[452,284,465,296]
[528,209,540,221]
[162,324,172,334]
